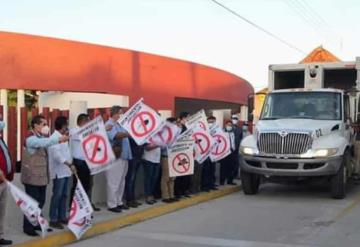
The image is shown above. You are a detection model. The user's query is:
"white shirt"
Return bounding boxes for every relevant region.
[70,127,85,160]
[48,130,72,179]
[142,147,161,164]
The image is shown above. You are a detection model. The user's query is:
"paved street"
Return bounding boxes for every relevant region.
[69,181,360,247]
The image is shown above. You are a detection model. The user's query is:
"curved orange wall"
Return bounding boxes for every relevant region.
[0,31,253,111]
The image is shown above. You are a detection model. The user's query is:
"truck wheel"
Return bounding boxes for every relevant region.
[330,152,349,199]
[241,170,260,195]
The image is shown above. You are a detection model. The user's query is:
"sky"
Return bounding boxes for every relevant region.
[0,0,359,91]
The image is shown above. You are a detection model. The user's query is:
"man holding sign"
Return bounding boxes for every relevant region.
[105,106,132,213]
[118,98,165,146]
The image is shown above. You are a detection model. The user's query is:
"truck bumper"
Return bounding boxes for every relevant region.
[241,155,342,177]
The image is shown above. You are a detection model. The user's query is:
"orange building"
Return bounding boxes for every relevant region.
[0,31,253,115]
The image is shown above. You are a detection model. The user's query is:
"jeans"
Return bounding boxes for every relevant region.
[49,177,70,223]
[125,158,142,202]
[23,184,46,232]
[143,160,160,197]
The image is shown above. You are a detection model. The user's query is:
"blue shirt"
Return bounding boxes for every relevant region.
[106,118,132,160]
[26,132,59,155]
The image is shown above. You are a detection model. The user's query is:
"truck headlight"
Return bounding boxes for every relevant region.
[313,148,338,157]
[241,147,257,155]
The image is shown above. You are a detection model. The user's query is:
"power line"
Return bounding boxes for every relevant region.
[209,0,306,55]
[284,0,342,49]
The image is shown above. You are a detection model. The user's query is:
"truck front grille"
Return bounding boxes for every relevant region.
[258,132,312,156]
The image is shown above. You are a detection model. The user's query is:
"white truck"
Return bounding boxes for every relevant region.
[240,58,360,199]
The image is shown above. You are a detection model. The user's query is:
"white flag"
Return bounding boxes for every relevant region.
[185,109,209,132]
[7,182,49,238]
[76,116,116,175]
[68,180,93,240]
[168,139,195,177]
[118,98,165,145]
[209,124,231,162]
[178,125,215,164]
[37,213,50,238]
[149,122,181,147]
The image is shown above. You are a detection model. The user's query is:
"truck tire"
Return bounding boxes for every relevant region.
[241,170,260,195]
[330,152,349,199]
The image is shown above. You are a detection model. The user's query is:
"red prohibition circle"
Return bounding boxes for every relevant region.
[130,111,156,138]
[69,200,78,221]
[199,121,206,131]
[192,132,210,155]
[82,134,108,165]
[73,217,86,227]
[161,126,173,144]
[211,134,227,155]
[172,153,190,174]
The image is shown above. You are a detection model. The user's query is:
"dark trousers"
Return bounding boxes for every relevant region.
[174,175,191,197]
[70,159,91,206]
[143,160,161,197]
[23,184,46,232]
[233,152,241,178]
[202,159,216,190]
[125,158,142,202]
[191,163,202,193]
[220,152,237,185]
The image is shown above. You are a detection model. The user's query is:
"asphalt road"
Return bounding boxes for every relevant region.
[69,181,360,247]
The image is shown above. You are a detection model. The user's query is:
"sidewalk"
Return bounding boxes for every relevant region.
[12,184,241,247]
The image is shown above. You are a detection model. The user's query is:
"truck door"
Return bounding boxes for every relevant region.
[344,94,351,141]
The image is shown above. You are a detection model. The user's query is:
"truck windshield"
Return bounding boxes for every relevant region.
[260,92,341,120]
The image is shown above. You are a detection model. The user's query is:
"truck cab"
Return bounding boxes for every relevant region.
[240,58,360,199]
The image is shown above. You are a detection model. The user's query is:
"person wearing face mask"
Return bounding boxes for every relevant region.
[48,116,75,229]
[21,115,69,237]
[220,118,242,186]
[0,116,14,245]
[174,112,192,199]
[201,116,218,192]
[105,105,132,213]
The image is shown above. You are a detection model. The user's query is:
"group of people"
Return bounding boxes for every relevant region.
[0,107,245,243]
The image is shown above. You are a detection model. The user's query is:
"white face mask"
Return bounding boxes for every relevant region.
[225,126,232,131]
[208,122,215,128]
[41,126,50,136]
[0,121,5,130]
[231,119,238,125]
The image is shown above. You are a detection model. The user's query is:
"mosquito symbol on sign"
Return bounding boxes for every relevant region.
[177,158,189,167]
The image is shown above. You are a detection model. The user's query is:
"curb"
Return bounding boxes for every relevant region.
[14,185,241,247]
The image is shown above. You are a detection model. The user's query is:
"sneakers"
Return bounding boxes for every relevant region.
[49,221,64,230]
[0,238,12,245]
[108,207,122,213]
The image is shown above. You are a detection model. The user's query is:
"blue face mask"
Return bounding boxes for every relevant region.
[0,121,5,130]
